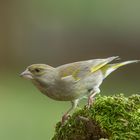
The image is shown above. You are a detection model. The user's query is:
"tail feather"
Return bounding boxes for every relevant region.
[111,60,140,69]
[102,60,140,78]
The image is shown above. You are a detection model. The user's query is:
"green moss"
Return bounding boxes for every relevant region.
[52,94,140,140]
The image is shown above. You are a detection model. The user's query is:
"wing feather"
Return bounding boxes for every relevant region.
[56,56,119,81]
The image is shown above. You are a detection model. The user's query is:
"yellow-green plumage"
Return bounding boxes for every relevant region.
[20,56,139,124]
[101,60,140,78]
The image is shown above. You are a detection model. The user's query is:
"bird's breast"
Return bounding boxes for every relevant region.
[42,84,82,101]
[32,79,87,101]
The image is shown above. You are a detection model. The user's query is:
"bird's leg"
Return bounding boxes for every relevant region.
[87,92,97,107]
[62,99,79,125]
[87,88,100,107]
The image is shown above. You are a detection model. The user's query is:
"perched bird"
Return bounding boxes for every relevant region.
[20,56,139,124]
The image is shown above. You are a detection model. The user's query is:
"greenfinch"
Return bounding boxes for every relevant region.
[20,56,139,124]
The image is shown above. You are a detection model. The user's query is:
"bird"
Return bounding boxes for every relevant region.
[20,56,139,124]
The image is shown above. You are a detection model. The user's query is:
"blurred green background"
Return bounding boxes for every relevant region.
[0,1,140,140]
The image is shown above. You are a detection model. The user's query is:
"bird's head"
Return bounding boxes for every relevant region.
[20,64,55,80]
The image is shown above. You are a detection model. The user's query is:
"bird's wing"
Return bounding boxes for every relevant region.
[56,56,119,81]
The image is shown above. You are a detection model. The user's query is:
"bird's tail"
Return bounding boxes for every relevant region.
[102,60,140,78]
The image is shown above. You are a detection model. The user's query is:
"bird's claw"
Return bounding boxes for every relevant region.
[88,99,93,106]
[86,97,95,108]
[61,114,70,125]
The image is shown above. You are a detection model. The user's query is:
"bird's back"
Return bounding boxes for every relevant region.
[56,56,119,80]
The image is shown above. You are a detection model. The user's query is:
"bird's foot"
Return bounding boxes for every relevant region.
[87,92,97,108]
[61,114,70,125]
[87,96,94,108]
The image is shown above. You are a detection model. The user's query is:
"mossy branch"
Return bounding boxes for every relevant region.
[52,94,140,140]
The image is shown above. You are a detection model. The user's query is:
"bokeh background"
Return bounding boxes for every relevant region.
[0,1,140,140]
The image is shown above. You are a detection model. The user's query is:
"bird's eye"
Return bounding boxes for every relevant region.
[34,68,40,73]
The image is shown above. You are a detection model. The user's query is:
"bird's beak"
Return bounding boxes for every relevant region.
[20,69,33,79]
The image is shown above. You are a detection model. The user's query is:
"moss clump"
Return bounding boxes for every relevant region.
[52,94,140,140]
